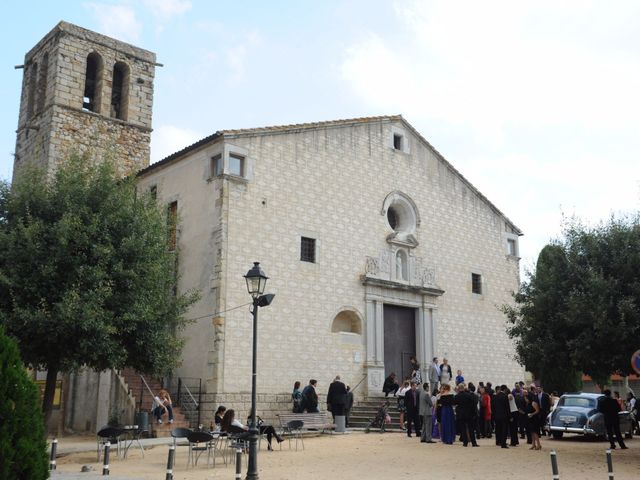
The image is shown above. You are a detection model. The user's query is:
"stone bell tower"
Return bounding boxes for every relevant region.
[13,21,156,180]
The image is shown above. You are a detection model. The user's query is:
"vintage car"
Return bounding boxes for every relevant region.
[546,392,635,439]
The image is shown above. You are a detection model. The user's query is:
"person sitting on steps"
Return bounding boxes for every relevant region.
[153,389,174,424]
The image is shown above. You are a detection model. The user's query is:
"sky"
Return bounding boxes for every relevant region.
[1,0,639,272]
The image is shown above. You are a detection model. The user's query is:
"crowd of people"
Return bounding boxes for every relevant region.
[380,356,559,449]
[380,356,638,450]
[193,356,638,453]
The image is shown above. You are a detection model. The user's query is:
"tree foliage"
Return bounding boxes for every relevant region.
[0,155,198,423]
[0,326,48,480]
[504,215,640,391]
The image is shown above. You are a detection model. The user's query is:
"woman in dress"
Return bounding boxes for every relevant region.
[436,384,456,444]
[525,394,542,450]
[439,358,453,386]
[479,385,492,438]
[397,380,411,430]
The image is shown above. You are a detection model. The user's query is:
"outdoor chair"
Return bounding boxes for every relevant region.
[96,426,125,461]
[282,420,304,451]
[171,427,192,464]
[224,425,250,466]
[186,431,215,468]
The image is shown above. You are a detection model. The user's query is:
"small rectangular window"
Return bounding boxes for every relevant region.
[167,201,178,251]
[228,153,244,177]
[211,154,223,177]
[393,134,403,150]
[150,185,157,200]
[300,237,316,263]
[507,238,517,256]
[471,273,482,294]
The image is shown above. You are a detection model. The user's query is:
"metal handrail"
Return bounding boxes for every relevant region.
[140,375,156,399]
[350,374,368,393]
[182,382,198,409]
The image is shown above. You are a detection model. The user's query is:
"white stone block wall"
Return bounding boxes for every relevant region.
[139,117,524,412]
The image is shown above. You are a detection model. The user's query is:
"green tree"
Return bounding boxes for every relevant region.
[0,326,48,480]
[504,215,640,391]
[504,244,582,393]
[563,216,640,385]
[0,155,198,424]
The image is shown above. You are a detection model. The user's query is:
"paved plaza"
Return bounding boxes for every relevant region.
[52,432,639,479]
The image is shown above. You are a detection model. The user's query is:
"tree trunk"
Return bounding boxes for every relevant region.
[42,367,59,429]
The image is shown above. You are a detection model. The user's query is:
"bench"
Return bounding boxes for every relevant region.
[277,412,335,433]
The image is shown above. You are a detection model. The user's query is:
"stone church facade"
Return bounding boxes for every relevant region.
[14,22,524,427]
[135,116,525,416]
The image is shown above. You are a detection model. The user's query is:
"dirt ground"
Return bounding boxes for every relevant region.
[55,432,639,480]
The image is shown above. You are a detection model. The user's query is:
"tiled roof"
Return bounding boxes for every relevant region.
[220,114,402,136]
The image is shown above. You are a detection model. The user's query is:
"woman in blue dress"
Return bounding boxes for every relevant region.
[436,384,456,444]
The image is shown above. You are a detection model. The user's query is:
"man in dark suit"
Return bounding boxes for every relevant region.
[301,379,319,413]
[598,389,628,449]
[454,384,479,447]
[537,386,551,436]
[404,381,421,438]
[493,385,510,448]
[326,375,347,421]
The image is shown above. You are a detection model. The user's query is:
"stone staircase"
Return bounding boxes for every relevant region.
[120,368,190,437]
[348,397,405,432]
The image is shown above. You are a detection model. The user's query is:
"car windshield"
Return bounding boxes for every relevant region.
[559,397,596,408]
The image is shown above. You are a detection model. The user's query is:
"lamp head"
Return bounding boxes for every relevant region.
[244,262,268,299]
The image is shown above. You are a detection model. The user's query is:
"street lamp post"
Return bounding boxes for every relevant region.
[244,262,274,480]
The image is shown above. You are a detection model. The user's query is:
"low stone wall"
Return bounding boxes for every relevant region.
[65,369,135,433]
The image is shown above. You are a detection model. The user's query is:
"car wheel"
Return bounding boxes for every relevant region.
[552,432,563,439]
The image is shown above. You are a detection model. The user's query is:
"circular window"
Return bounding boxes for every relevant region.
[384,195,418,235]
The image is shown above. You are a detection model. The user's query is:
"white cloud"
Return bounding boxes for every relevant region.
[84,3,142,43]
[225,32,261,84]
[340,1,640,265]
[143,0,191,18]
[343,1,640,142]
[150,125,203,164]
[142,0,192,33]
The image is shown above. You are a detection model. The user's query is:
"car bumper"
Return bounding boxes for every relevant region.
[548,425,596,435]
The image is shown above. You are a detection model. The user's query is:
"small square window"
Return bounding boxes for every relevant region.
[471,273,482,294]
[507,238,517,256]
[393,134,403,150]
[300,237,316,263]
[211,154,223,177]
[229,153,244,177]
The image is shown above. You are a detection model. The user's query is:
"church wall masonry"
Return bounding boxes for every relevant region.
[138,116,524,424]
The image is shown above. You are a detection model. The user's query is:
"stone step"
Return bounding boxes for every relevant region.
[120,368,164,412]
[149,407,190,437]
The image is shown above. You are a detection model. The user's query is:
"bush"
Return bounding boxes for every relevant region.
[0,326,48,479]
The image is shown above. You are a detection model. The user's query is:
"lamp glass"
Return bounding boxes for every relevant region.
[244,262,268,298]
